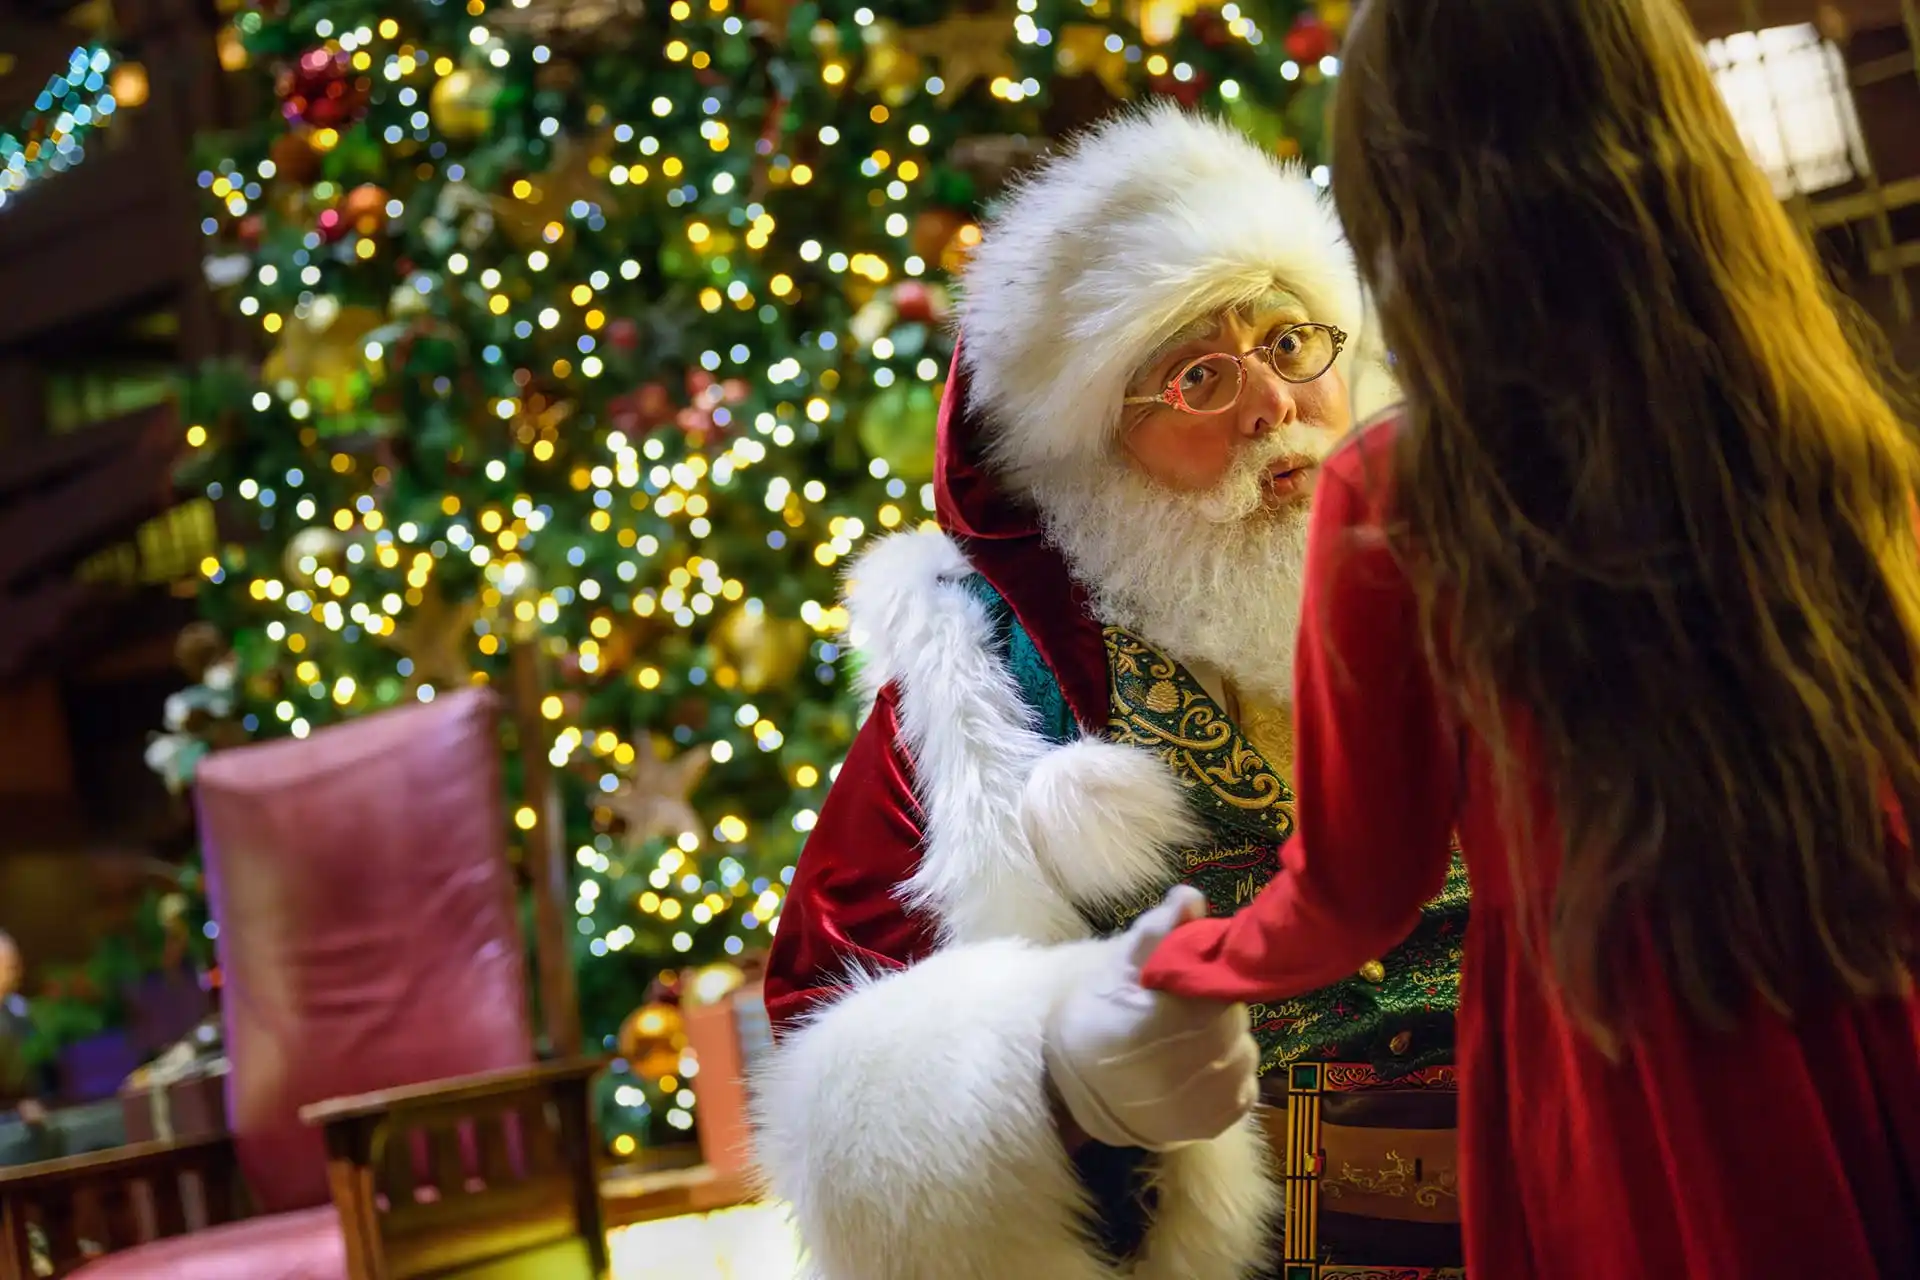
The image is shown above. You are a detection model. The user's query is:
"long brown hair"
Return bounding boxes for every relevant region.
[1331,0,1920,1047]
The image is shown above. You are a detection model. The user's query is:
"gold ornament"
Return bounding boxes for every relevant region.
[283,525,348,586]
[712,606,811,694]
[683,962,747,1007]
[893,16,1019,104]
[387,585,480,691]
[808,19,841,56]
[911,208,971,264]
[1131,0,1203,43]
[491,131,618,250]
[1055,25,1133,99]
[618,1001,687,1079]
[1318,0,1354,34]
[261,298,385,414]
[429,68,500,140]
[598,740,710,847]
[858,21,924,105]
[742,0,793,27]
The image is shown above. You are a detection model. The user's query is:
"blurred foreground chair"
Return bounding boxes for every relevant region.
[0,688,608,1280]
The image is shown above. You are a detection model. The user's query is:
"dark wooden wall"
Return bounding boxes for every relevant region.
[0,2,224,973]
[0,0,233,446]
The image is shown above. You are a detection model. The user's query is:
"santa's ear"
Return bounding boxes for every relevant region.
[1020,739,1200,911]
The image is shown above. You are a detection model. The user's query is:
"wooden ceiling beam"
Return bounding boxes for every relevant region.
[1685,0,1912,38]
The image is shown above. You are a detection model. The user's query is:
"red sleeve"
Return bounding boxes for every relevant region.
[763,683,939,1034]
[1141,425,1458,1002]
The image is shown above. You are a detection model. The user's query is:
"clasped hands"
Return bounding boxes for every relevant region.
[1044,886,1260,1152]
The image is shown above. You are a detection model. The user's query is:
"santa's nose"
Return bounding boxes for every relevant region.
[1239,361,1297,437]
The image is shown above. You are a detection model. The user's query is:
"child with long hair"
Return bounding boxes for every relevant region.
[1139,0,1920,1271]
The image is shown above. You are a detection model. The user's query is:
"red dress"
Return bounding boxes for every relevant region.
[1141,418,1920,1277]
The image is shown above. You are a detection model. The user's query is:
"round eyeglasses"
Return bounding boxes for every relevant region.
[1123,322,1347,416]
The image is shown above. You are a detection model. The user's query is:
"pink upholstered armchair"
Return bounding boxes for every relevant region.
[0,688,608,1280]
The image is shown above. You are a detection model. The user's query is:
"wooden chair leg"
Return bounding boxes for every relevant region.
[1,1195,33,1280]
[554,1079,608,1274]
[324,1121,386,1280]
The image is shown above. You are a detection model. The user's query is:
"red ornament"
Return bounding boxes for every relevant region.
[340,183,391,236]
[1187,8,1232,47]
[279,46,368,130]
[893,281,935,324]
[268,131,320,185]
[315,206,347,243]
[607,318,641,351]
[1149,72,1209,109]
[238,215,264,246]
[678,372,749,445]
[1285,13,1334,65]
[609,380,675,434]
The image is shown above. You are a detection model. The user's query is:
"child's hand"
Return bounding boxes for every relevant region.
[1043,886,1260,1151]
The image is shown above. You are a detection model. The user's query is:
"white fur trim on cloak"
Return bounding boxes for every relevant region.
[752,529,1278,1280]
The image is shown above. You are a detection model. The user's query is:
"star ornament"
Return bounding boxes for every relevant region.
[1055,24,1133,99]
[387,587,480,692]
[892,16,1020,104]
[598,743,711,848]
[491,130,620,250]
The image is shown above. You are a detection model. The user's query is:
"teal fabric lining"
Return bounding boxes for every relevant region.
[962,574,1078,746]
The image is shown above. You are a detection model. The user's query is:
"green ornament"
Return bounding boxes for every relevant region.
[856,381,939,482]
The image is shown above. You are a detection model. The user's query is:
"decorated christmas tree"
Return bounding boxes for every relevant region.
[160,0,1341,1154]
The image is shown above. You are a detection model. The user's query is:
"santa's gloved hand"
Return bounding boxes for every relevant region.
[1044,886,1260,1152]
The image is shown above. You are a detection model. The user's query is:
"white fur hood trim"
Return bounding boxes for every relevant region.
[841,529,1195,929]
[957,102,1366,489]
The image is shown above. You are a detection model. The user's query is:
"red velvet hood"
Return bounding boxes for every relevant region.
[933,339,1112,731]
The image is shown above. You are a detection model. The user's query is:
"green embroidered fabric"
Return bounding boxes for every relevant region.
[962,574,1467,1079]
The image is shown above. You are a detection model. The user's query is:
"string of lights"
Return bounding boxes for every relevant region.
[171,0,1342,1154]
[0,45,125,211]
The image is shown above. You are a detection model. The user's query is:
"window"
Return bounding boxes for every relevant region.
[77,498,219,587]
[1705,24,1869,199]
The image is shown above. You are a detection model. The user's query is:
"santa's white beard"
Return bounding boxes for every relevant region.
[1032,438,1316,707]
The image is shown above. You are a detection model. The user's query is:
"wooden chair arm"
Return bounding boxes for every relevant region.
[0,1133,245,1279]
[601,1162,759,1230]
[0,1132,233,1191]
[297,1057,612,1280]
[297,1056,607,1128]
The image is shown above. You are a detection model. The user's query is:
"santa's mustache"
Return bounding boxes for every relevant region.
[1194,434,1325,524]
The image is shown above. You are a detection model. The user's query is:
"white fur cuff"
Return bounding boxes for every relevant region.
[751,937,1118,1280]
[1022,738,1199,913]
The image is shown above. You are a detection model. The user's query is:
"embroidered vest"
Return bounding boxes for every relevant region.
[964,575,1469,1078]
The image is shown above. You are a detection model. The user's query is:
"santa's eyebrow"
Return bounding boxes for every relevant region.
[1245,288,1308,325]
[1135,287,1308,376]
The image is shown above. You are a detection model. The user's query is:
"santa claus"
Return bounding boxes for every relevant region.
[753,104,1461,1279]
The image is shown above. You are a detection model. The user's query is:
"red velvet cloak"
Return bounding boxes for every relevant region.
[763,345,1110,1030]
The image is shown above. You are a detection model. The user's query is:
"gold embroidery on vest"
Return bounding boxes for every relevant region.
[1104,627,1294,823]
